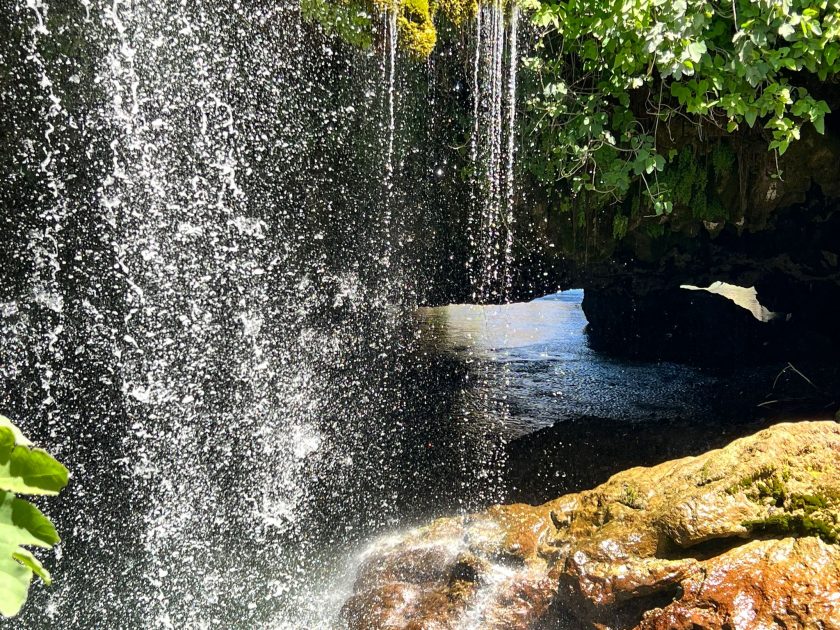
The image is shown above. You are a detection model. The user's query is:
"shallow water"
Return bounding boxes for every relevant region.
[417,290,780,438]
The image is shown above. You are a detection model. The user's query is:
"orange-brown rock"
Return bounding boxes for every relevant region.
[636,537,840,630]
[342,421,840,629]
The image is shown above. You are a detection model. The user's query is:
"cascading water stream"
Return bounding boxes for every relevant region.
[380,6,399,273]
[503,3,519,295]
[0,1,521,628]
[468,0,521,304]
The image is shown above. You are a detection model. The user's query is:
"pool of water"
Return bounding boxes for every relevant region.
[417,290,786,438]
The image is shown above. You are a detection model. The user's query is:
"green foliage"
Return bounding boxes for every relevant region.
[302,0,477,58]
[0,415,67,618]
[300,0,376,49]
[520,0,838,214]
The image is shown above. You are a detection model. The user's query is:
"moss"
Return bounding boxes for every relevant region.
[435,0,478,26]
[398,0,438,58]
[726,466,780,496]
[612,214,629,240]
[696,461,724,486]
[744,513,838,544]
[654,144,730,224]
[301,0,376,48]
[646,222,665,238]
[789,493,830,513]
[374,0,478,58]
[711,142,736,179]
[617,483,645,509]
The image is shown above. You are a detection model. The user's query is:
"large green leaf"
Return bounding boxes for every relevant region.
[0,417,65,618]
[0,416,31,446]
[0,423,68,496]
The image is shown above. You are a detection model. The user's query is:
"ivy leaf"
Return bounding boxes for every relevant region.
[687,41,707,63]
[778,23,796,40]
[653,154,666,172]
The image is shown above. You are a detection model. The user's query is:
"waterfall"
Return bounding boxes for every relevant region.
[0,0,421,626]
[503,4,519,295]
[468,0,521,304]
[382,7,399,270]
[0,0,516,627]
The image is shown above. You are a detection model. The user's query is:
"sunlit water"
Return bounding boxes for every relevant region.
[418,290,779,438]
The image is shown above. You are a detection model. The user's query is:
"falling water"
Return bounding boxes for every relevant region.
[469,9,483,167]
[381,7,398,271]
[468,0,521,303]
[384,8,398,200]
[503,3,519,295]
[0,0,518,627]
[18,0,69,426]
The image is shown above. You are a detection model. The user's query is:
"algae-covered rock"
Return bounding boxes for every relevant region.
[342,421,840,629]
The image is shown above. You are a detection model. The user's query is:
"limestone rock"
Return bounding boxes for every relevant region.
[342,421,840,629]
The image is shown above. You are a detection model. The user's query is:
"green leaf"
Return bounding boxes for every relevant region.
[0,492,59,549]
[745,109,758,128]
[0,493,59,618]
[0,417,64,618]
[778,23,796,40]
[12,549,51,586]
[0,428,69,496]
[687,41,707,63]
[814,115,825,135]
[0,545,32,618]
[0,417,31,447]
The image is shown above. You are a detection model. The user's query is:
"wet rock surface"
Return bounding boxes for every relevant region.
[342,421,840,629]
[636,537,840,630]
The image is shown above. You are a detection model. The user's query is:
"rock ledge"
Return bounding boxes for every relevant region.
[343,421,840,629]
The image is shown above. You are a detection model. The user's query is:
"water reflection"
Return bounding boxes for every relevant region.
[417,290,774,438]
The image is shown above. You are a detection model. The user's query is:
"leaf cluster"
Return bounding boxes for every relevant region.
[0,415,68,618]
[520,0,838,216]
